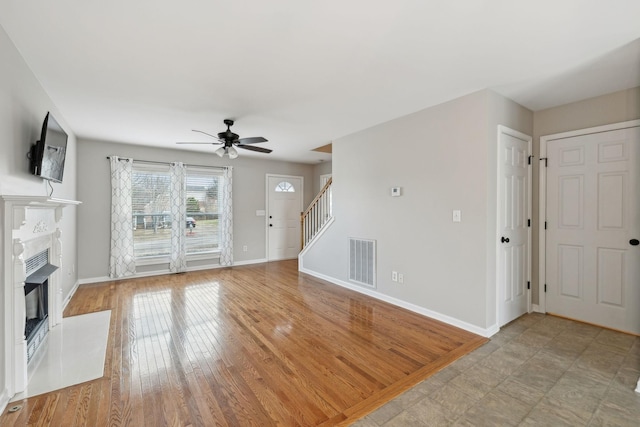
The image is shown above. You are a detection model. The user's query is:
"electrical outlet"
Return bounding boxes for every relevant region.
[242,245,248,252]
[392,271,398,282]
[398,273,404,284]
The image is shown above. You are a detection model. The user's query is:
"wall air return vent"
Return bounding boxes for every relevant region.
[349,238,376,288]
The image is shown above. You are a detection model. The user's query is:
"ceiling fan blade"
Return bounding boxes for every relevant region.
[176,141,223,145]
[236,144,272,154]
[192,129,221,140]
[237,136,268,144]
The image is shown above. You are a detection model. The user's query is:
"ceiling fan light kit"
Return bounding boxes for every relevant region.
[176,119,271,159]
[215,146,238,159]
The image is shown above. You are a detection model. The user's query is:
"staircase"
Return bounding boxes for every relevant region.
[301,177,332,248]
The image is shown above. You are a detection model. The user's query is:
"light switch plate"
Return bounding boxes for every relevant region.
[391,187,402,197]
[453,210,461,222]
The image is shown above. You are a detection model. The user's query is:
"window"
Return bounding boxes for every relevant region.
[132,163,171,258]
[275,181,295,192]
[185,168,222,255]
[131,163,223,261]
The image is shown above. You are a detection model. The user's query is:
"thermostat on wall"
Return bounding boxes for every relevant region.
[391,187,402,197]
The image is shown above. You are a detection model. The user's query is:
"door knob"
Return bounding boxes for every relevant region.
[501,236,510,243]
[269,224,273,227]
[630,239,639,246]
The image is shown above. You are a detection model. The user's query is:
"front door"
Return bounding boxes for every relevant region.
[545,126,639,334]
[267,175,303,260]
[497,126,531,326]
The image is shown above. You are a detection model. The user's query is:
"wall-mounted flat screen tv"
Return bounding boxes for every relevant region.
[29,112,68,183]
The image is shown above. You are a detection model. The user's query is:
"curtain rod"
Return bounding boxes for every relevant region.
[105,156,226,170]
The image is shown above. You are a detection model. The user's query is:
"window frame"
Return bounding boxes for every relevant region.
[184,166,223,257]
[130,162,224,266]
[131,162,172,264]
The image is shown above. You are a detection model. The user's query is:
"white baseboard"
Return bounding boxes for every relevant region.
[484,324,500,337]
[63,280,80,311]
[299,266,497,338]
[0,388,8,415]
[233,258,268,266]
[532,304,543,313]
[77,258,270,285]
[78,275,112,285]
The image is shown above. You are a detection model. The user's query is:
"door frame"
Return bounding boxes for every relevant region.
[538,119,640,313]
[496,125,532,326]
[265,174,304,261]
[320,174,332,187]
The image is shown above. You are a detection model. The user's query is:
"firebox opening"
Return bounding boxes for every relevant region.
[24,250,58,363]
[24,281,48,342]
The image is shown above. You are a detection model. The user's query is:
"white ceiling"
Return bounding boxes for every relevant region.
[2,1,639,163]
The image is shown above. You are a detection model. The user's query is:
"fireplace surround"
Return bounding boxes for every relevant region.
[1,195,80,401]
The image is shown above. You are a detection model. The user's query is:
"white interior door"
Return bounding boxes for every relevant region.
[545,126,639,334]
[497,126,531,326]
[267,175,303,261]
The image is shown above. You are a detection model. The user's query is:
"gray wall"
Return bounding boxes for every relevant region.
[301,90,532,333]
[0,26,78,404]
[530,86,640,304]
[301,86,638,333]
[76,139,315,280]
[312,161,332,194]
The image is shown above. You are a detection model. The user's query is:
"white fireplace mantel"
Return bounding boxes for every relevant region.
[1,195,80,400]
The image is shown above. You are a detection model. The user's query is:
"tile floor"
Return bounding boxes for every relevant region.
[352,313,640,426]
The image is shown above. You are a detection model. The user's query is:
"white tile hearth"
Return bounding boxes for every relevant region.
[10,310,111,402]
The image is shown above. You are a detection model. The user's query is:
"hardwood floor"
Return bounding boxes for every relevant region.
[2,260,486,426]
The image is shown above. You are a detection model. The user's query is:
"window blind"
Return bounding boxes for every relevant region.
[131,163,223,261]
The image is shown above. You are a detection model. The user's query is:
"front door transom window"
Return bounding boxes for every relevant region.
[275,181,295,192]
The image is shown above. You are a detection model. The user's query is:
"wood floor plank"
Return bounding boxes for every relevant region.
[1,260,486,426]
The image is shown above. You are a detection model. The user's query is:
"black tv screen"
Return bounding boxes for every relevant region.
[30,112,68,183]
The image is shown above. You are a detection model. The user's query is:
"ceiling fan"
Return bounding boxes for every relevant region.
[176,119,271,159]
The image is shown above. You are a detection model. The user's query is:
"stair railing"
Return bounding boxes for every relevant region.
[301,177,332,248]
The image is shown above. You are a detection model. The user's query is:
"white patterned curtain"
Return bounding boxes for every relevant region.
[169,162,187,272]
[109,156,136,278]
[219,166,233,266]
